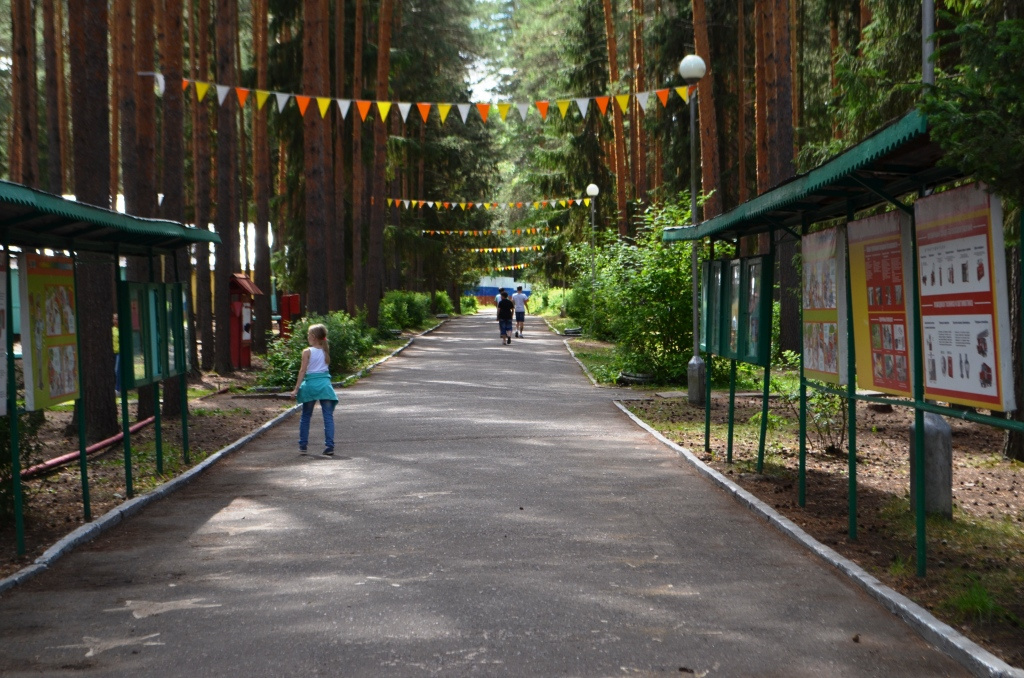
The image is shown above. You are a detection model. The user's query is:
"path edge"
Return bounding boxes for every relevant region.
[613,399,1024,678]
[0,322,440,596]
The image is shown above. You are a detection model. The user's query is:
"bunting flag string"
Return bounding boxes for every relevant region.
[144,72,698,125]
[387,197,592,211]
[465,246,543,253]
[422,226,558,236]
[490,264,529,273]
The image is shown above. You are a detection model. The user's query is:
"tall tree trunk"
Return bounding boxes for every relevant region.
[737,0,748,205]
[755,0,769,196]
[631,0,648,201]
[161,0,187,416]
[56,0,70,192]
[116,0,138,212]
[771,0,794,184]
[13,0,40,187]
[252,0,272,351]
[600,0,628,236]
[366,0,394,326]
[303,0,330,315]
[351,0,366,309]
[331,0,349,313]
[192,0,214,372]
[110,1,121,203]
[692,0,722,219]
[236,30,251,276]
[43,0,63,193]
[69,0,118,441]
[214,0,238,373]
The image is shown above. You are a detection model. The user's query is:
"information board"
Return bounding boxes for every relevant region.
[118,282,168,389]
[0,257,7,416]
[18,253,79,410]
[915,184,1015,411]
[701,256,772,365]
[802,228,848,385]
[848,212,914,396]
[743,256,772,366]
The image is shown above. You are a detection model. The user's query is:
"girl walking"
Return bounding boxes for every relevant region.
[291,323,338,455]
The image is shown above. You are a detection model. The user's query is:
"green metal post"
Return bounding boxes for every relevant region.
[181,373,190,464]
[154,382,162,475]
[909,200,927,576]
[844,218,858,541]
[119,280,134,499]
[71,252,91,521]
[149,258,163,476]
[758,232,776,474]
[6,248,25,554]
[799,326,807,507]
[727,359,736,464]
[704,239,715,453]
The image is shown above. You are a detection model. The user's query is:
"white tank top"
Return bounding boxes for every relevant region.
[307,347,328,374]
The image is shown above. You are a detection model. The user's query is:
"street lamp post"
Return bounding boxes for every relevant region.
[586,182,599,292]
[679,54,707,405]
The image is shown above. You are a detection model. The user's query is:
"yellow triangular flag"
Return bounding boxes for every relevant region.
[557,100,571,118]
[675,86,689,104]
[377,101,392,120]
[497,103,511,121]
[437,104,452,124]
[317,97,332,118]
[387,198,394,207]
[195,81,210,102]
[615,94,631,113]
[256,90,271,110]
[584,198,591,207]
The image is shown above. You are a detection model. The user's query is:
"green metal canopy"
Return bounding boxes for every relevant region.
[0,179,220,253]
[663,110,962,243]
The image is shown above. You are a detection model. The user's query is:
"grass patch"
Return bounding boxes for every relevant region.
[568,340,620,384]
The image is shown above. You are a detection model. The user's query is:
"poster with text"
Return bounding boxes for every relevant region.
[18,253,79,410]
[802,227,848,384]
[848,211,913,396]
[915,184,1015,411]
[0,257,7,417]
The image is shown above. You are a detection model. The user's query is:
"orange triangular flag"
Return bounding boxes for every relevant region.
[256,90,271,110]
[656,88,670,107]
[236,88,250,107]
[516,202,524,208]
[594,96,610,114]
[182,79,191,92]
[317,97,332,117]
[615,94,631,113]
[497,103,511,122]
[195,82,210,102]
[443,202,450,209]
[377,101,392,120]
[568,198,575,206]
[535,101,549,120]
[475,103,490,123]
[417,103,431,122]
[557,100,571,118]
[437,104,452,124]
[295,95,312,115]
[356,100,372,121]
[675,86,689,103]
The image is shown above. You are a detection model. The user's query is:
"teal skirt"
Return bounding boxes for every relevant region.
[297,372,338,403]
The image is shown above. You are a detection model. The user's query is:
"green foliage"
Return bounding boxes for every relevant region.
[431,291,455,315]
[943,577,1008,623]
[920,14,1024,211]
[566,198,696,383]
[378,291,433,334]
[460,296,479,313]
[257,312,376,390]
[807,388,848,455]
[0,411,46,521]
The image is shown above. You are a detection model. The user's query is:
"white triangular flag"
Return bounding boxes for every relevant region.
[398,102,412,122]
[575,98,589,118]
[457,103,471,122]
[336,99,351,118]
[216,84,231,105]
[403,200,410,208]
[516,103,529,121]
[636,91,651,112]
[428,201,435,208]
[275,92,290,112]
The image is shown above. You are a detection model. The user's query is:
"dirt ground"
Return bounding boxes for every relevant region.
[626,394,1024,667]
[0,371,291,581]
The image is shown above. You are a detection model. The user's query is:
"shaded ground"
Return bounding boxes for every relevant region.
[0,370,291,580]
[626,394,1024,667]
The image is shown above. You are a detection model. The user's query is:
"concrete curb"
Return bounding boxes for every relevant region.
[543,318,600,387]
[612,400,1024,678]
[0,328,432,597]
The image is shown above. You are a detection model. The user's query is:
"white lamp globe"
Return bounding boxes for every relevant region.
[586,183,599,197]
[678,54,706,85]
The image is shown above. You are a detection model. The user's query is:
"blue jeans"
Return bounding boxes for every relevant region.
[299,400,336,449]
[499,319,513,336]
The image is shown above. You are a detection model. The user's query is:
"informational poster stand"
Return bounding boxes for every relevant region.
[914,183,1015,411]
[0,256,7,417]
[801,228,848,385]
[848,212,914,396]
[18,253,80,410]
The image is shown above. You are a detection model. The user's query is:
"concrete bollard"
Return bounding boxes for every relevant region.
[909,412,953,519]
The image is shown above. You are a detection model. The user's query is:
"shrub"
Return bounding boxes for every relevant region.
[257,311,375,390]
[460,296,478,313]
[431,291,454,315]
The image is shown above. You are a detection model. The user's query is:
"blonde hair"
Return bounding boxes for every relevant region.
[308,323,330,365]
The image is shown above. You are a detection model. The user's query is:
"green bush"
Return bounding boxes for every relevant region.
[257,311,376,390]
[431,291,454,315]
[378,291,432,334]
[460,296,478,313]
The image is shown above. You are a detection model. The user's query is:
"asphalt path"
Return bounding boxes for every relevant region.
[0,313,968,676]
